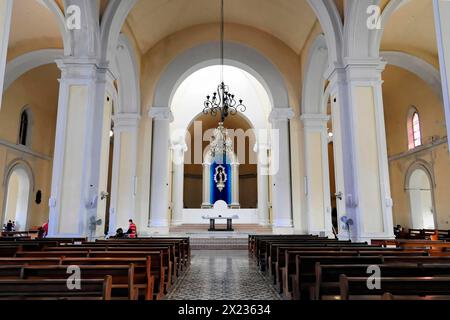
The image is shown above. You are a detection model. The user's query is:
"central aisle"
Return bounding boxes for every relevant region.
[166,250,282,300]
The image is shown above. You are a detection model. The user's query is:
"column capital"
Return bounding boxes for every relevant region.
[269,108,295,123]
[301,114,330,130]
[170,141,188,152]
[113,113,140,130]
[253,142,271,153]
[148,106,174,122]
[56,58,113,82]
[326,57,386,85]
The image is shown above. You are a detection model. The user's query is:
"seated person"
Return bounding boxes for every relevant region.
[126,219,137,239]
[111,228,125,239]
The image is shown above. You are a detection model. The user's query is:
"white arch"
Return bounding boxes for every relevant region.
[343,0,381,58]
[302,34,329,115]
[114,34,140,115]
[307,0,343,66]
[373,0,412,54]
[2,160,34,230]
[3,49,63,91]
[152,42,289,111]
[381,51,442,100]
[405,163,437,229]
[100,0,138,63]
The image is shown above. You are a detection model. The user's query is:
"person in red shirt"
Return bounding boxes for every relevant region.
[127,219,137,239]
[42,220,48,237]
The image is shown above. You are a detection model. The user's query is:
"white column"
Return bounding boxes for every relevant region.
[433,0,450,150]
[108,113,140,235]
[201,163,212,208]
[269,108,294,231]
[328,60,394,241]
[301,114,333,237]
[230,161,240,208]
[48,60,112,237]
[255,143,270,226]
[148,107,173,229]
[171,142,187,226]
[0,0,13,109]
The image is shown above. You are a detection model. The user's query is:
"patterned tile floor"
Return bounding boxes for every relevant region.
[166,250,282,300]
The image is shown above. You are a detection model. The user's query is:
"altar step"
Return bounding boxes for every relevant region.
[169,224,272,234]
[190,237,249,250]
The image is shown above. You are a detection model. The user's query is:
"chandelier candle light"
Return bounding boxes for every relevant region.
[203,0,247,158]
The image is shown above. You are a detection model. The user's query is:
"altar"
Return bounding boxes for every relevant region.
[183,201,258,225]
[203,215,239,231]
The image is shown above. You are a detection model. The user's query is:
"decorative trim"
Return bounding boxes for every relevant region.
[269,108,294,123]
[0,138,51,161]
[148,107,174,122]
[388,137,448,162]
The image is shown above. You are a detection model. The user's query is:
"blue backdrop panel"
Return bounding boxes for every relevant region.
[210,161,232,205]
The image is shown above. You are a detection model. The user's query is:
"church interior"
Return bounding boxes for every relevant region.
[1,0,450,302]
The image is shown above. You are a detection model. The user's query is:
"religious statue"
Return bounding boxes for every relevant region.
[214,165,227,192]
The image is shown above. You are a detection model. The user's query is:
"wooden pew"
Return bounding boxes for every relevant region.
[315,263,450,300]
[281,250,427,298]
[291,255,384,300]
[61,256,163,300]
[0,264,138,300]
[339,275,450,300]
[0,276,112,300]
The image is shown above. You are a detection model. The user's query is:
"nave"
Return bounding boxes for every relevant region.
[166,250,281,300]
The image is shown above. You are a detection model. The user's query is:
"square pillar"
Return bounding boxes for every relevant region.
[302,114,333,237]
[148,107,173,230]
[48,59,112,238]
[269,108,294,231]
[328,59,394,242]
[433,0,450,150]
[108,113,140,235]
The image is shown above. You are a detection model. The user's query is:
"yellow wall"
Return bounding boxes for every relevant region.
[383,65,450,229]
[0,64,59,228]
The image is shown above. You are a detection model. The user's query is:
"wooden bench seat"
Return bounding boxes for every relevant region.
[339,275,450,300]
[0,276,112,300]
[316,263,450,300]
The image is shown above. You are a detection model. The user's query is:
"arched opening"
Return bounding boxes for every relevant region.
[407,167,436,229]
[3,166,32,231]
[183,112,257,209]
[169,64,271,226]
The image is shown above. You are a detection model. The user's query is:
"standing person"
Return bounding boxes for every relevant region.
[127,219,137,239]
[42,220,49,238]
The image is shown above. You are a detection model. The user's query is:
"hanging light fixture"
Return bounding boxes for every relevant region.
[204,0,246,159]
[202,0,246,123]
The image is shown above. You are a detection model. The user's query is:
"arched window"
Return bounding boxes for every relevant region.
[18,110,29,146]
[407,108,422,150]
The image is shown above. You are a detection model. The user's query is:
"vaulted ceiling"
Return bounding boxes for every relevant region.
[5,0,441,67]
[125,0,317,55]
[381,0,438,66]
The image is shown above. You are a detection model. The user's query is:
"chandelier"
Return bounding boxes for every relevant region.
[202,0,246,123]
[209,122,233,158]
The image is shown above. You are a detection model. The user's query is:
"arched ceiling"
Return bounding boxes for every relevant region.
[381,0,438,66]
[125,0,317,55]
[7,0,63,61]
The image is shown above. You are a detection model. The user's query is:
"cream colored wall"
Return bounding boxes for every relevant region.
[0,64,59,228]
[383,65,450,229]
